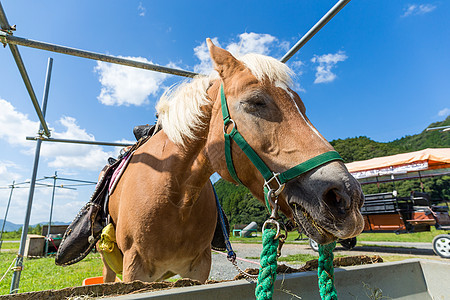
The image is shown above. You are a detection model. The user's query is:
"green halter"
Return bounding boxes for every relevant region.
[220,84,343,210]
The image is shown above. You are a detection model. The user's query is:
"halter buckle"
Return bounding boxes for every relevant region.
[264,173,285,197]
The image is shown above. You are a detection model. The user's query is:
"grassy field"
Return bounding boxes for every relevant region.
[0,242,20,251]
[0,252,104,295]
[357,227,446,243]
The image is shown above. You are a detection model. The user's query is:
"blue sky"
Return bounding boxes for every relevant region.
[0,1,449,224]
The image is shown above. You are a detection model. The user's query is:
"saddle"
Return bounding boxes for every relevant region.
[55,124,230,266]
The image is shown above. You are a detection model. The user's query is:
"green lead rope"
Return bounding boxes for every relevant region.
[318,241,338,300]
[255,229,279,300]
[256,234,338,300]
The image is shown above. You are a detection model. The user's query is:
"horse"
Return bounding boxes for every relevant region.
[100,39,365,283]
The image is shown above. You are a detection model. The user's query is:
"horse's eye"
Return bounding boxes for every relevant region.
[243,98,267,112]
[252,100,266,107]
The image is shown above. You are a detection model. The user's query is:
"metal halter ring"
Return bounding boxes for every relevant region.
[223,119,236,135]
[264,173,285,197]
[262,218,281,239]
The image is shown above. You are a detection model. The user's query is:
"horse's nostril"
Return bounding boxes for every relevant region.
[324,188,347,215]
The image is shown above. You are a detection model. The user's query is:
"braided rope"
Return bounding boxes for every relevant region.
[255,228,279,300]
[318,241,338,300]
[255,233,338,300]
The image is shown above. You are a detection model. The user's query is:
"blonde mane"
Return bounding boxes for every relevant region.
[156,53,293,146]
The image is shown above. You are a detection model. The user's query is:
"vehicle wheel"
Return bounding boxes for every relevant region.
[340,237,357,250]
[432,234,450,259]
[309,238,319,252]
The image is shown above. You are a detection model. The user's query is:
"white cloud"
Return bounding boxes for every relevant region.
[311,51,348,84]
[0,100,129,224]
[0,99,116,172]
[0,99,40,148]
[289,60,305,76]
[438,108,450,117]
[138,2,146,17]
[0,161,22,185]
[401,4,436,17]
[226,32,277,56]
[95,56,169,106]
[193,33,280,74]
[193,37,221,74]
[41,116,115,171]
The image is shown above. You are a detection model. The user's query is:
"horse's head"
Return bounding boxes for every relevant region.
[204,39,364,244]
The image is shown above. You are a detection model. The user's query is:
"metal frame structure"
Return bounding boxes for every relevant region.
[0,175,95,252]
[0,0,351,293]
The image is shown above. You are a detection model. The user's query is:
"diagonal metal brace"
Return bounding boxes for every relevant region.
[0,29,10,47]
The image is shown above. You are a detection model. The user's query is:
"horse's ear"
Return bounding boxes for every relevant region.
[207,38,243,79]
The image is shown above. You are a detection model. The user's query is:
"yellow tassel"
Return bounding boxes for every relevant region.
[99,223,123,274]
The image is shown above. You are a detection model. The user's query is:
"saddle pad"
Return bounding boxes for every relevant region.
[109,151,134,194]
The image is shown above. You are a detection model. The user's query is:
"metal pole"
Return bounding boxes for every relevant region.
[0,33,200,78]
[44,172,57,256]
[0,181,15,250]
[26,136,133,147]
[10,58,53,294]
[280,0,351,63]
[0,2,51,137]
[45,177,97,184]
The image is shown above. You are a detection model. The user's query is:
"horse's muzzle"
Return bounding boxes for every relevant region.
[285,161,365,244]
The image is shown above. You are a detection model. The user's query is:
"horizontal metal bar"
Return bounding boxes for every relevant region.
[34,182,76,190]
[0,33,200,78]
[0,3,51,137]
[26,136,133,147]
[280,0,351,63]
[44,176,97,184]
[56,183,97,187]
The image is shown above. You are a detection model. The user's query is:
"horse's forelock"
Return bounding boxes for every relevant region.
[239,53,294,90]
[156,53,294,147]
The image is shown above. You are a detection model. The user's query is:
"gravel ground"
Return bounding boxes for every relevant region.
[208,241,448,281]
[209,242,318,281]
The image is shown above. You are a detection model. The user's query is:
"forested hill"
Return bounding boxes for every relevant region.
[330,116,450,163]
[214,116,450,227]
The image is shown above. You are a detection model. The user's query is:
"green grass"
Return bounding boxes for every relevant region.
[357,227,446,243]
[0,252,104,295]
[278,253,317,263]
[0,242,20,251]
